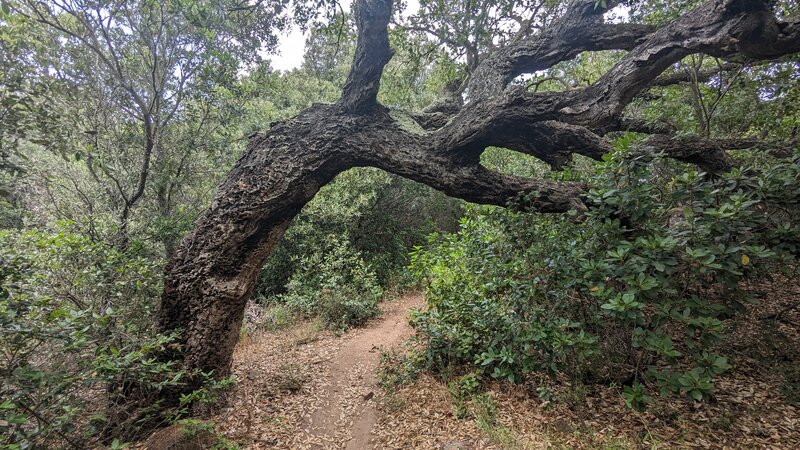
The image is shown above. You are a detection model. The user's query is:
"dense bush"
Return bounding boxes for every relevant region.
[0,224,228,448]
[409,216,598,383]
[253,167,461,329]
[411,144,800,406]
[256,168,461,297]
[281,235,383,330]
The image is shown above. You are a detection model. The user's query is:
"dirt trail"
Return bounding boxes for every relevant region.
[305,293,422,449]
[216,293,422,449]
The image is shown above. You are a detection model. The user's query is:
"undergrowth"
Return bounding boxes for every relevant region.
[0,225,236,447]
[409,144,800,409]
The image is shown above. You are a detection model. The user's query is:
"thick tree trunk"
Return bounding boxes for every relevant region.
[151,0,800,408]
[159,106,351,382]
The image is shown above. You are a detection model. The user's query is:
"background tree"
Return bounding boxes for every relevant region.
[8,0,293,251]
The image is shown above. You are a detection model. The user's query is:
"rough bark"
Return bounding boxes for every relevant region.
[153,0,800,403]
[650,62,740,87]
[645,135,738,175]
[645,136,796,175]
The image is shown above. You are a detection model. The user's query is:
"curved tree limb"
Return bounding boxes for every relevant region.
[466,1,658,100]
[564,0,800,127]
[645,135,796,175]
[651,62,741,87]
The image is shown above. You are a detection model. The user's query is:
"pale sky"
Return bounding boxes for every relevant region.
[269,26,306,71]
[269,0,420,72]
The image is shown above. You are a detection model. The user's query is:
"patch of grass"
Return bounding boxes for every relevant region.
[376,348,421,418]
[443,380,523,449]
[378,348,422,390]
[176,419,239,450]
[564,425,639,450]
[240,304,295,344]
[473,393,520,450]
[381,390,408,414]
[239,323,250,345]
[559,381,589,408]
[263,305,295,331]
[447,380,470,419]
[293,318,325,346]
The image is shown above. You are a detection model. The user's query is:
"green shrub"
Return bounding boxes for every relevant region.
[411,145,800,406]
[254,168,461,301]
[0,224,232,447]
[281,235,383,330]
[409,214,598,383]
[378,349,423,389]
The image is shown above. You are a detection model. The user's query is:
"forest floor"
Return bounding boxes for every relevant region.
[214,281,800,449]
[213,293,423,449]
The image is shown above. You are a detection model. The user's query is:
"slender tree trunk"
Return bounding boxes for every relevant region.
[116,205,131,250]
[156,185,178,259]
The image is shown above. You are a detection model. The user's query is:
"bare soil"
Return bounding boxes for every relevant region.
[214,293,422,449]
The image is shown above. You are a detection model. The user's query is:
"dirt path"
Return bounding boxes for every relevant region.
[305,293,422,449]
[215,293,423,449]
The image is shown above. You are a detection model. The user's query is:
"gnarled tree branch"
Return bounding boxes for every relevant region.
[466,1,657,100]
[645,135,796,175]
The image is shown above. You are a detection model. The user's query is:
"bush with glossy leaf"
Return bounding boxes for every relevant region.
[281,235,383,330]
[411,146,799,406]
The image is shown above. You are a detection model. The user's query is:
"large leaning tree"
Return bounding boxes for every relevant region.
[157,0,800,398]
